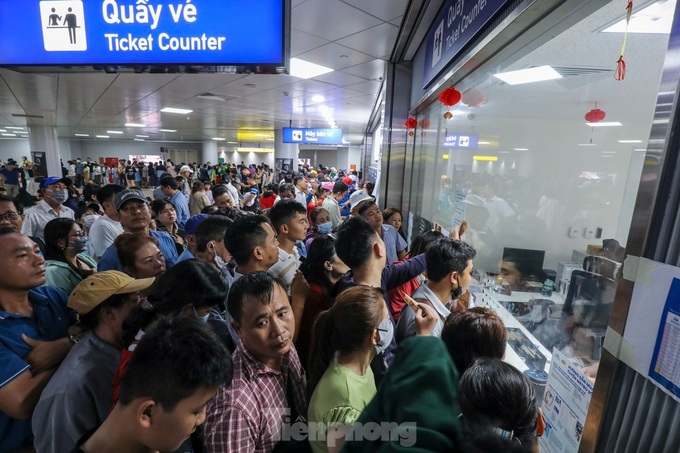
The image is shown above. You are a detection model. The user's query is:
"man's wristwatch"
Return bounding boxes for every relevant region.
[68,334,80,345]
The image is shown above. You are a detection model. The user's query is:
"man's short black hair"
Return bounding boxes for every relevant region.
[293,176,304,187]
[194,215,233,253]
[212,184,229,199]
[332,181,348,195]
[119,315,233,411]
[334,216,378,269]
[225,215,271,266]
[0,195,23,215]
[160,176,179,190]
[268,199,306,231]
[95,184,124,206]
[227,271,286,324]
[426,238,476,282]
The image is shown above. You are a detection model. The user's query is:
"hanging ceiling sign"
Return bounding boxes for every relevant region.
[423,0,512,87]
[443,133,479,149]
[0,0,285,66]
[282,128,343,145]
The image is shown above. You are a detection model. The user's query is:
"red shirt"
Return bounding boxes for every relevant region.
[260,193,276,210]
[386,258,422,322]
[295,283,331,368]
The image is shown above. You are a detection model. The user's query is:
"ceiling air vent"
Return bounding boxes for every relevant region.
[197,92,226,102]
[552,66,614,90]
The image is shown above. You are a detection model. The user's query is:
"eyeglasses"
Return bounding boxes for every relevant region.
[0,211,20,222]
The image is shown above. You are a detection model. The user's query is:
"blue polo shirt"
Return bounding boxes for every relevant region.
[97,230,179,272]
[169,190,190,228]
[0,167,21,185]
[0,286,72,453]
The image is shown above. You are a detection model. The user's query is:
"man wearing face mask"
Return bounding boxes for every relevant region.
[22,176,75,241]
[396,237,476,342]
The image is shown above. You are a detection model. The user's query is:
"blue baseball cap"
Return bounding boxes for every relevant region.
[40,176,66,189]
[184,214,208,235]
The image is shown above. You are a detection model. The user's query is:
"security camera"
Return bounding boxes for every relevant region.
[283,91,290,96]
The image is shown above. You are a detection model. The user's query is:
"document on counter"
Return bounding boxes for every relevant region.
[539,348,593,453]
[649,278,680,396]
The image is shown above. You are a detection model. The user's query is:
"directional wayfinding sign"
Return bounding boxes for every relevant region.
[282,128,343,145]
[0,0,285,65]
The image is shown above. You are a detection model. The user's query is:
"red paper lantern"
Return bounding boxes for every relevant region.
[461,89,486,107]
[405,117,418,129]
[420,118,431,129]
[584,108,606,123]
[438,87,462,107]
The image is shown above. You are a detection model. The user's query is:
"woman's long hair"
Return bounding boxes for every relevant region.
[43,218,92,278]
[307,286,384,396]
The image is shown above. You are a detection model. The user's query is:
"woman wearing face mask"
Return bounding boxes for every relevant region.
[305,207,333,249]
[296,236,349,367]
[43,218,97,295]
[307,286,437,453]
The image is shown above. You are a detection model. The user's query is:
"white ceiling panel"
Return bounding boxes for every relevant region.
[341,60,387,81]
[337,23,400,59]
[291,30,330,57]
[340,0,409,22]
[313,70,369,87]
[296,42,375,71]
[291,0,383,41]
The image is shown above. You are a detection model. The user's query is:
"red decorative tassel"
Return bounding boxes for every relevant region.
[615,56,626,81]
[626,1,633,22]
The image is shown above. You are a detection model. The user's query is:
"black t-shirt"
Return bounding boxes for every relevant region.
[125,165,136,178]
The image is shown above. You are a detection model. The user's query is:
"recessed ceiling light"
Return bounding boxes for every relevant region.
[586,122,622,127]
[634,148,647,152]
[159,129,177,133]
[602,0,676,34]
[212,137,226,141]
[618,139,642,143]
[125,123,145,128]
[312,95,325,103]
[493,65,562,85]
[96,135,110,138]
[6,126,23,130]
[107,130,124,134]
[478,141,491,145]
[2,133,16,137]
[290,58,333,79]
[75,133,89,137]
[136,135,149,138]
[578,143,597,146]
[161,107,193,114]
[134,138,145,142]
[514,148,528,151]
[227,141,237,144]
[499,151,510,154]
[0,129,6,133]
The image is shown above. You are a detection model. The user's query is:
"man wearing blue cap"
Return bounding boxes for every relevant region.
[97,188,179,272]
[21,176,75,241]
[176,213,208,263]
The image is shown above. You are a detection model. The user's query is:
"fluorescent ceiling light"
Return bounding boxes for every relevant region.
[602,0,676,34]
[578,143,597,146]
[2,133,16,137]
[227,141,237,144]
[473,155,498,161]
[602,151,617,154]
[514,148,528,151]
[601,155,615,158]
[618,139,642,143]
[107,130,124,134]
[161,107,193,114]
[134,138,145,142]
[237,147,274,153]
[75,133,89,137]
[136,135,149,138]
[312,95,325,103]
[499,151,510,154]
[159,129,177,132]
[125,123,146,127]
[96,135,110,138]
[478,141,491,145]
[0,129,6,132]
[290,58,333,79]
[6,126,23,130]
[493,65,562,85]
[587,122,622,127]
[634,148,647,152]
[212,137,226,141]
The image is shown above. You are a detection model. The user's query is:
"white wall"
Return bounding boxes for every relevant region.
[0,139,30,163]
[218,150,275,168]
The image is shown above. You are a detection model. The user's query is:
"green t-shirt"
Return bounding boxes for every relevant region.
[307,355,377,453]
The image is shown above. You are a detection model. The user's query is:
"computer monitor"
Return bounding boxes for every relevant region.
[500,247,546,289]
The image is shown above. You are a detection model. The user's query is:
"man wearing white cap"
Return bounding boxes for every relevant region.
[32,271,154,453]
[178,165,193,197]
[346,189,375,217]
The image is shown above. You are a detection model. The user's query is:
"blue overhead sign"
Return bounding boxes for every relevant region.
[0,0,285,65]
[423,0,511,87]
[443,133,478,149]
[282,128,343,145]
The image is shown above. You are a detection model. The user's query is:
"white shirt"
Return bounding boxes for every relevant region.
[322,196,342,227]
[225,182,240,208]
[88,214,124,261]
[484,195,515,233]
[21,201,75,241]
[294,187,308,210]
[267,247,300,291]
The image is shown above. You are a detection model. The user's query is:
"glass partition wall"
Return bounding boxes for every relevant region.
[407,0,672,375]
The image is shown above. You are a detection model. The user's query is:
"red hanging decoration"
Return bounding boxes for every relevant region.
[443,111,453,120]
[615,1,634,81]
[584,108,606,123]
[420,118,431,130]
[438,87,462,107]
[404,117,418,129]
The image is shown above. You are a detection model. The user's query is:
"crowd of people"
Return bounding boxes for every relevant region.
[0,157,545,453]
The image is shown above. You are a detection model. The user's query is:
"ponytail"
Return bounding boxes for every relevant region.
[307,309,335,398]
